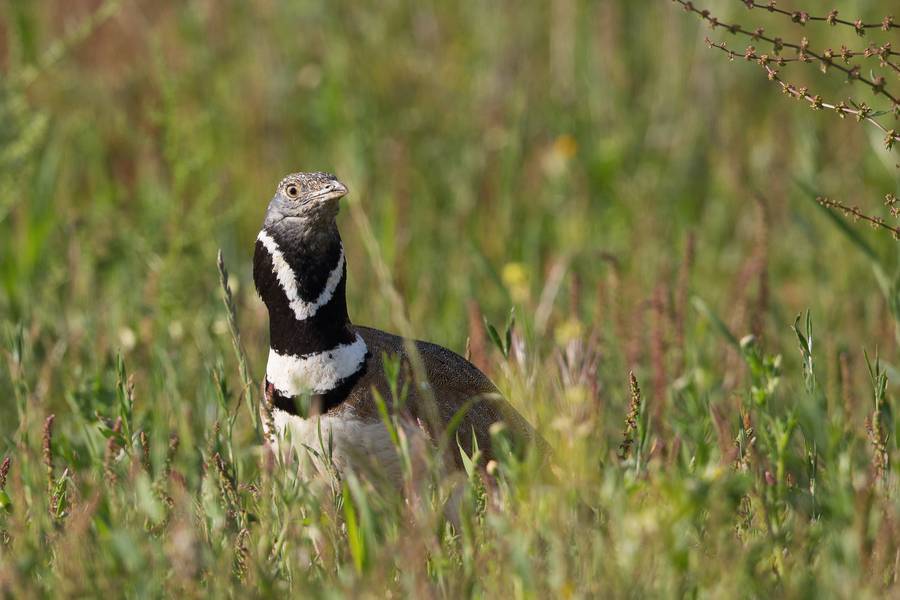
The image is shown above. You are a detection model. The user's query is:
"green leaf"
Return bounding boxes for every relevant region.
[505,307,516,357]
[342,484,364,573]
[372,388,400,450]
[484,319,507,358]
[459,435,478,479]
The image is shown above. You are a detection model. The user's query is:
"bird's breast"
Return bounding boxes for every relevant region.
[268,409,431,488]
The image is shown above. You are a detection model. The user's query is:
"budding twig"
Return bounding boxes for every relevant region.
[674,0,900,106]
[817,196,900,239]
[674,1,900,238]
[705,39,900,149]
[737,1,898,34]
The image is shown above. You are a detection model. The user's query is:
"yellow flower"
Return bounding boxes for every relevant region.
[553,134,578,159]
[541,134,578,177]
[502,262,530,303]
[554,318,583,346]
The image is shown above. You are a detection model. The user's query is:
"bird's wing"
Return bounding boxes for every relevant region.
[353,326,547,466]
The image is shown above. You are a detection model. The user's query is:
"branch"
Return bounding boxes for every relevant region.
[817,196,900,239]
[738,1,898,34]
[674,0,900,106]
[706,39,900,149]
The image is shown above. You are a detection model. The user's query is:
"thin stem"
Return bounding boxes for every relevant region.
[738,1,898,34]
[816,197,900,239]
[217,250,262,439]
[706,39,900,148]
[674,0,899,106]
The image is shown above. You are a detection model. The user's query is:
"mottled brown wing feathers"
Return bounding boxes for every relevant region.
[349,326,545,466]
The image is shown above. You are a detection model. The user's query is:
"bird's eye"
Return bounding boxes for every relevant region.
[286,185,300,199]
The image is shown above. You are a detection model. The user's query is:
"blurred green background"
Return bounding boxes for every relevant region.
[1,0,898,450]
[4,0,900,595]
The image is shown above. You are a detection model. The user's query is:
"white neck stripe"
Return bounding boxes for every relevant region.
[257,230,345,321]
[266,334,367,395]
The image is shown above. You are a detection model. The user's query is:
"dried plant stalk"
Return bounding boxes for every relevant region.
[673,0,900,237]
[0,457,10,491]
[618,372,643,461]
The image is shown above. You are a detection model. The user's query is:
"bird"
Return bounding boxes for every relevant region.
[253,171,543,487]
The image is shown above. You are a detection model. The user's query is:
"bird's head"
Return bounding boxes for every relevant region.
[264,171,349,233]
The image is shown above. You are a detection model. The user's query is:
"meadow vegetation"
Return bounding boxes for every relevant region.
[2,0,900,596]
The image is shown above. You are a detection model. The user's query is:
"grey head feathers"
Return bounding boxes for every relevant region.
[263,171,349,248]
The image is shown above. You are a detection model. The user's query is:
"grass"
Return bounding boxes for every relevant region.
[3,0,900,596]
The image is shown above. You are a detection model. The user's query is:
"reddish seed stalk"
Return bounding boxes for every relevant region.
[42,414,58,515]
[866,415,889,482]
[817,197,900,238]
[674,233,695,374]
[569,272,583,318]
[750,199,769,341]
[737,410,756,471]
[234,527,250,581]
[839,351,855,422]
[0,457,10,490]
[673,0,900,108]
[104,417,123,484]
[618,372,643,461]
[214,452,240,524]
[162,432,179,483]
[42,415,55,493]
[139,430,151,474]
[651,285,668,430]
[702,37,900,75]
[737,1,897,34]
[674,0,900,237]
[466,300,488,374]
[705,39,900,148]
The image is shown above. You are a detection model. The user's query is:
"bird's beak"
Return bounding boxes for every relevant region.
[319,180,348,201]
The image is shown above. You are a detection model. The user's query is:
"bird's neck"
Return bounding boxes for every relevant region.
[254,222,369,411]
[253,222,357,357]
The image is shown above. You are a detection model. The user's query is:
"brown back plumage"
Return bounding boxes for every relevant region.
[339,326,546,467]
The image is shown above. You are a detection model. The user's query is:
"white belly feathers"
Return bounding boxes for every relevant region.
[269,409,430,487]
